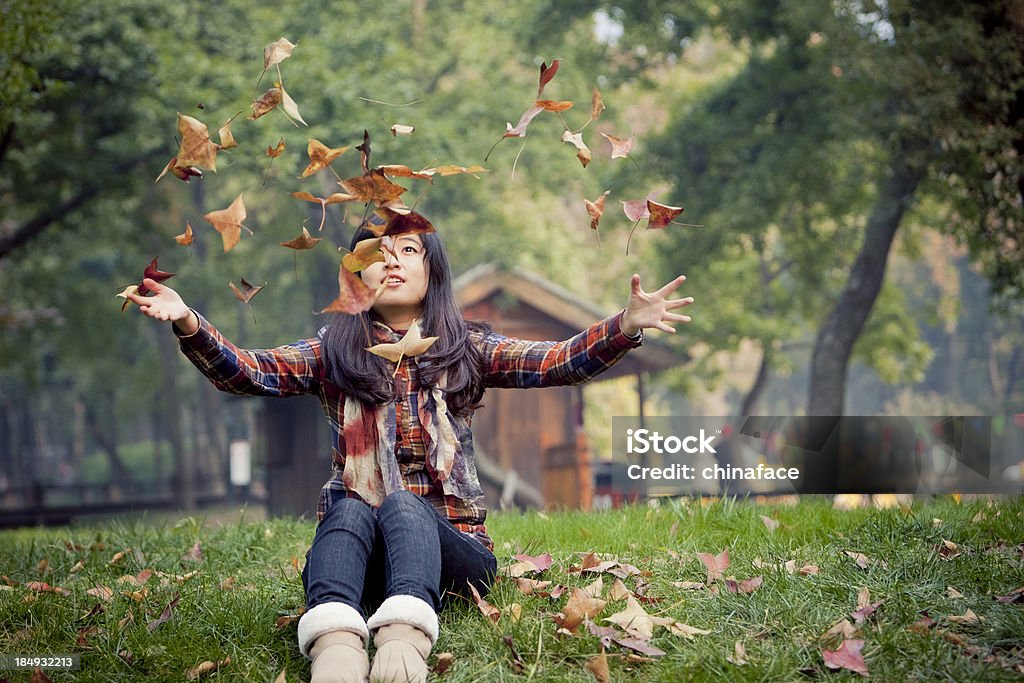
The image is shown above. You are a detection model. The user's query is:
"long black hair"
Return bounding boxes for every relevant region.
[321,227,489,415]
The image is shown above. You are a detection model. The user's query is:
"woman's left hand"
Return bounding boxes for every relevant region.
[621,273,693,337]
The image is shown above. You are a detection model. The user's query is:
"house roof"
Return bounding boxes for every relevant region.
[454,263,682,377]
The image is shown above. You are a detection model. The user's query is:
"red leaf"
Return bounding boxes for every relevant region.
[698,549,730,583]
[513,552,553,572]
[537,60,560,98]
[823,639,869,676]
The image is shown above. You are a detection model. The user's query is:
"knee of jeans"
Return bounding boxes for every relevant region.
[379,489,431,516]
[320,496,375,528]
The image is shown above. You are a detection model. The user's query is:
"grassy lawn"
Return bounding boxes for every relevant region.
[1,496,1023,682]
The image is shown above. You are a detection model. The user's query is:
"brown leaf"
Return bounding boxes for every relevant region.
[821,618,858,642]
[431,164,487,178]
[537,59,560,98]
[622,192,659,221]
[228,279,265,304]
[280,226,322,250]
[23,581,70,596]
[434,652,455,676]
[356,130,372,174]
[910,612,938,633]
[608,578,631,601]
[203,194,250,253]
[77,624,100,647]
[30,669,54,683]
[272,667,288,683]
[155,155,203,183]
[302,139,349,177]
[217,122,238,150]
[514,578,553,595]
[513,552,553,572]
[585,190,610,232]
[560,130,591,167]
[601,132,634,159]
[938,539,961,560]
[376,164,435,180]
[267,138,286,157]
[646,200,684,229]
[822,639,869,677]
[535,99,574,112]
[614,637,666,657]
[698,548,730,583]
[502,635,525,673]
[760,515,780,530]
[341,237,385,273]
[175,113,220,171]
[505,105,544,138]
[186,655,230,681]
[590,88,606,121]
[727,641,748,666]
[182,541,204,562]
[116,285,140,313]
[604,595,654,639]
[390,124,415,136]
[554,587,607,633]
[340,169,408,205]
[585,649,610,683]
[109,549,129,565]
[87,585,114,602]
[320,264,377,315]
[844,551,876,570]
[147,593,181,632]
[994,586,1024,604]
[264,38,296,69]
[376,207,436,237]
[583,576,604,599]
[250,88,283,120]
[175,222,194,246]
[467,582,500,623]
[947,608,982,624]
[365,320,439,364]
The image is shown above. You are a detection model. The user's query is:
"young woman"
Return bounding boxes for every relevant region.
[127,227,693,683]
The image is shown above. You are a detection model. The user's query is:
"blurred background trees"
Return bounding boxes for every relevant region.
[1,0,1021,508]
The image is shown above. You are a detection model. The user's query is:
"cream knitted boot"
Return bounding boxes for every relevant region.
[298,602,370,683]
[366,595,438,683]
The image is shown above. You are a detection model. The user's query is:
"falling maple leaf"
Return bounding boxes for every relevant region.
[365,319,439,370]
[431,164,487,178]
[560,130,591,167]
[590,88,605,121]
[390,124,415,136]
[341,237,385,273]
[375,207,436,237]
[203,193,251,252]
[217,122,238,150]
[264,38,296,69]
[504,105,544,139]
[302,139,349,177]
[155,156,202,183]
[646,200,684,229]
[250,88,283,120]
[175,222,194,246]
[267,138,286,157]
[280,86,307,126]
[340,169,408,206]
[622,192,659,222]
[535,99,574,112]
[174,113,220,171]
[320,264,377,315]
[135,257,175,296]
[280,226,322,251]
[376,164,435,180]
[601,132,634,159]
[356,130,372,174]
[228,278,265,304]
[116,285,140,313]
[823,639,869,677]
[291,190,357,231]
[537,59,560,98]
[585,190,610,242]
[698,549,730,583]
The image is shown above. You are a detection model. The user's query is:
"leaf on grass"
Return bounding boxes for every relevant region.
[938,539,961,560]
[175,222,194,246]
[204,193,250,253]
[217,122,238,150]
[615,637,666,657]
[30,668,54,683]
[280,227,322,251]
[822,639,869,677]
[505,105,545,138]
[272,667,288,683]
[267,138,286,157]
[77,625,100,647]
[583,576,604,599]
[117,569,154,587]
[994,586,1024,604]
[514,552,553,572]
[537,59,560,98]
[264,38,296,69]
[147,593,181,632]
[391,124,415,136]
[554,587,607,634]
[182,541,204,562]
[646,200,684,229]
[586,648,610,683]
[175,113,220,171]
[467,582,500,623]
[821,619,857,642]
[502,635,525,673]
[514,578,552,595]
[844,551,880,570]
[727,641,748,666]
[87,585,114,602]
[365,320,438,364]
[434,652,455,676]
[109,549,129,565]
[229,279,265,304]
[320,264,377,315]
[535,99,574,112]
[341,237,385,272]
[590,88,605,121]
[671,581,706,590]
[303,139,349,177]
[760,515,780,530]
[698,548,730,583]
[910,612,938,633]
[186,655,230,681]
[23,581,71,596]
[609,578,631,601]
[947,608,982,624]
[250,88,283,120]
[723,576,763,594]
[560,130,591,167]
[947,586,965,599]
[605,595,654,639]
[585,191,610,232]
[601,133,634,159]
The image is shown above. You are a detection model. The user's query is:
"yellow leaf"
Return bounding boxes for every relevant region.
[365,320,438,365]
[264,38,296,69]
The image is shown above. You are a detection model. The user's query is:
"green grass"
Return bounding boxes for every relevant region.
[1,497,1023,682]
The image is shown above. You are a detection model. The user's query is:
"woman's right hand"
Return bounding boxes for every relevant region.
[126,278,199,335]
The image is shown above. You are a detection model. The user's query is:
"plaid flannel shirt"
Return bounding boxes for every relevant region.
[177,310,642,551]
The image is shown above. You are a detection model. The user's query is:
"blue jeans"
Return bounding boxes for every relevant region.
[301,490,497,618]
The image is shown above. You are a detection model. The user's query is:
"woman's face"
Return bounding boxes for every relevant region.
[361,233,429,326]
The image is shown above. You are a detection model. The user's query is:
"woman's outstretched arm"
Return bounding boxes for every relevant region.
[478,273,693,389]
[126,278,322,397]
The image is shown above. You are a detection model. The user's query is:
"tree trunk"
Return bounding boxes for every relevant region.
[84,402,130,483]
[156,328,191,507]
[808,153,925,416]
[740,341,772,417]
